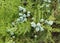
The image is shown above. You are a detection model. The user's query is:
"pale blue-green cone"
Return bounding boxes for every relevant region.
[46,4,50,7]
[23,8,26,13]
[48,0,51,3]
[37,23,41,27]
[16,18,20,22]
[35,23,41,32]
[27,11,30,14]
[31,17,34,20]
[23,14,27,18]
[34,35,37,38]
[27,13,30,17]
[19,6,24,11]
[48,20,53,25]
[19,13,23,17]
[40,27,44,31]
[35,27,40,32]
[19,17,24,22]
[23,18,27,22]
[12,36,15,38]
[27,11,31,17]
[45,20,49,24]
[40,19,44,22]
[10,32,14,36]
[31,22,36,28]
[12,22,15,26]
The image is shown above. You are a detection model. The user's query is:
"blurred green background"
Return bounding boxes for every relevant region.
[0,0,60,43]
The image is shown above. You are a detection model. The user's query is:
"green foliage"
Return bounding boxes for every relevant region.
[0,0,60,43]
